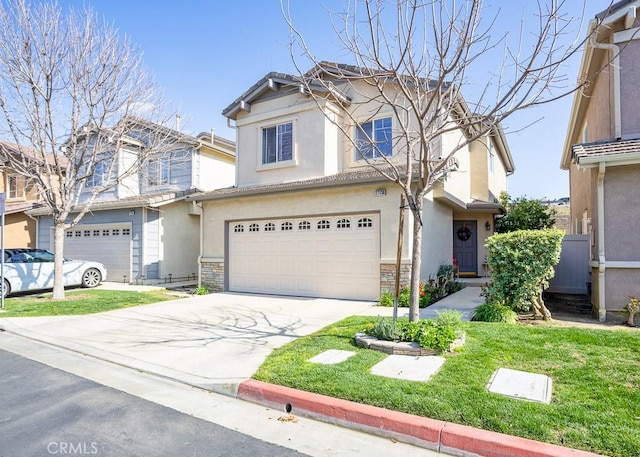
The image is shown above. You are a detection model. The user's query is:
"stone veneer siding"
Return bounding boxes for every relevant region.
[201,260,224,292]
[380,262,412,293]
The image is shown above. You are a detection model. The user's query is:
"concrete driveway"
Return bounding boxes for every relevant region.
[0,293,379,395]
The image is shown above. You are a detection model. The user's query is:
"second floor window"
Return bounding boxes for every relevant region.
[147,157,170,187]
[7,174,25,199]
[356,117,392,160]
[87,162,106,188]
[262,122,293,164]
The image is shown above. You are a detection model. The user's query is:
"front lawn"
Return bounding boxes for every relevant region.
[254,317,640,456]
[0,289,177,317]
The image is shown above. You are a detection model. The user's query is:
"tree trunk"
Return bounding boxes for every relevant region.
[531,291,552,320]
[408,204,423,322]
[52,222,66,300]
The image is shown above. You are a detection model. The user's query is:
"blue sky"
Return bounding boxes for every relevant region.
[57,0,610,199]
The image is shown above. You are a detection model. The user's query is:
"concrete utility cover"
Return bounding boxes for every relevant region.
[487,368,553,404]
[370,355,446,382]
[308,349,356,365]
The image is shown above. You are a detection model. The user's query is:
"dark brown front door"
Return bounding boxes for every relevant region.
[453,220,477,276]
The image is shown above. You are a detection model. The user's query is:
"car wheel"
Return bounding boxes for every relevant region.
[81,268,102,288]
[1,279,10,298]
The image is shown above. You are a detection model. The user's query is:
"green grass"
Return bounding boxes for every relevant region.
[0,289,177,317]
[254,317,640,456]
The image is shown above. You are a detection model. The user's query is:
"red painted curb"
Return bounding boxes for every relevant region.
[237,379,603,457]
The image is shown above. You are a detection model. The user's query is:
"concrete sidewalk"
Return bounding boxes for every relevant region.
[0,292,380,395]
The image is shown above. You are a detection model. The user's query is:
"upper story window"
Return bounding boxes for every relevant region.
[87,162,106,188]
[7,174,25,200]
[262,122,293,165]
[147,156,170,187]
[356,117,392,160]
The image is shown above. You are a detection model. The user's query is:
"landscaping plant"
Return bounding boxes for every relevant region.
[485,229,563,319]
[472,301,517,324]
[364,310,462,351]
[623,296,639,327]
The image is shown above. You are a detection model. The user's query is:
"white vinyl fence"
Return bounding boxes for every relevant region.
[547,234,590,295]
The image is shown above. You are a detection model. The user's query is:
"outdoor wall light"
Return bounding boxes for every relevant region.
[485,221,491,231]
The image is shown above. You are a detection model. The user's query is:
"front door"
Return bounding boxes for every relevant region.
[453,220,477,276]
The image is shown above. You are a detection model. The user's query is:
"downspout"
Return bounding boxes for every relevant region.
[26,212,39,248]
[196,201,204,286]
[596,163,606,322]
[227,117,239,189]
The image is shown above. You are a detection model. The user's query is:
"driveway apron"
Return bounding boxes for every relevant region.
[0,293,378,395]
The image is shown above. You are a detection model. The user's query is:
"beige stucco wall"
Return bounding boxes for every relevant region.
[201,183,412,267]
[619,40,640,138]
[5,213,36,248]
[198,149,236,190]
[469,139,488,200]
[439,130,471,202]
[157,201,200,278]
[421,195,453,277]
[603,165,640,261]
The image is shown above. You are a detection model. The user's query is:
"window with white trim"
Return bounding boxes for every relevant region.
[356,117,392,160]
[262,122,293,164]
[87,162,106,187]
[265,222,276,232]
[489,140,495,174]
[249,223,260,232]
[93,230,100,236]
[7,174,25,199]
[83,230,90,236]
[147,156,170,186]
[234,224,244,233]
[337,218,351,229]
[281,222,293,231]
[299,221,311,230]
[122,228,131,236]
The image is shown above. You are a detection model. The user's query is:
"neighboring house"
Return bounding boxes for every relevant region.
[190,63,514,301]
[29,124,235,284]
[561,0,640,321]
[0,142,45,248]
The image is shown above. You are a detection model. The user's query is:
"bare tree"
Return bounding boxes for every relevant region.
[0,0,180,299]
[284,0,607,321]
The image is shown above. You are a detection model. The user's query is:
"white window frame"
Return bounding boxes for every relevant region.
[6,174,25,200]
[147,156,170,187]
[488,140,495,174]
[87,162,106,188]
[355,116,393,161]
[258,120,296,170]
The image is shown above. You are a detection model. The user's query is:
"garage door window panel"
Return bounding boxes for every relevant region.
[317,220,330,230]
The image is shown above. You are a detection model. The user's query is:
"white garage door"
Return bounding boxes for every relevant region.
[229,214,380,300]
[59,224,132,282]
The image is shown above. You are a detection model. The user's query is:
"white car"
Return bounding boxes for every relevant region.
[1,248,107,297]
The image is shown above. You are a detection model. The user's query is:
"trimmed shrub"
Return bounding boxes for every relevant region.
[472,301,517,323]
[378,291,394,307]
[364,311,462,351]
[486,229,563,319]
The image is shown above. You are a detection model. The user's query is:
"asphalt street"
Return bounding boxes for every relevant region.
[0,349,306,457]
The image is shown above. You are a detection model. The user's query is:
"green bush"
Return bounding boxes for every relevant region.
[378,266,464,309]
[378,291,394,307]
[486,229,563,318]
[472,301,517,323]
[494,191,556,233]
[193,285,210,295]
[364,311,462,351]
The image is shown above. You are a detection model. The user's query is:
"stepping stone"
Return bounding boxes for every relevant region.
[370,355,446,382]
[487,368,552,404]
[308,349,356,365]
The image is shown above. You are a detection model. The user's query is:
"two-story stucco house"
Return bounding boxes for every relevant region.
[30,123,235,284]
[0,141,44,248]
[190,63,514,301]
[561,0,640,322]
